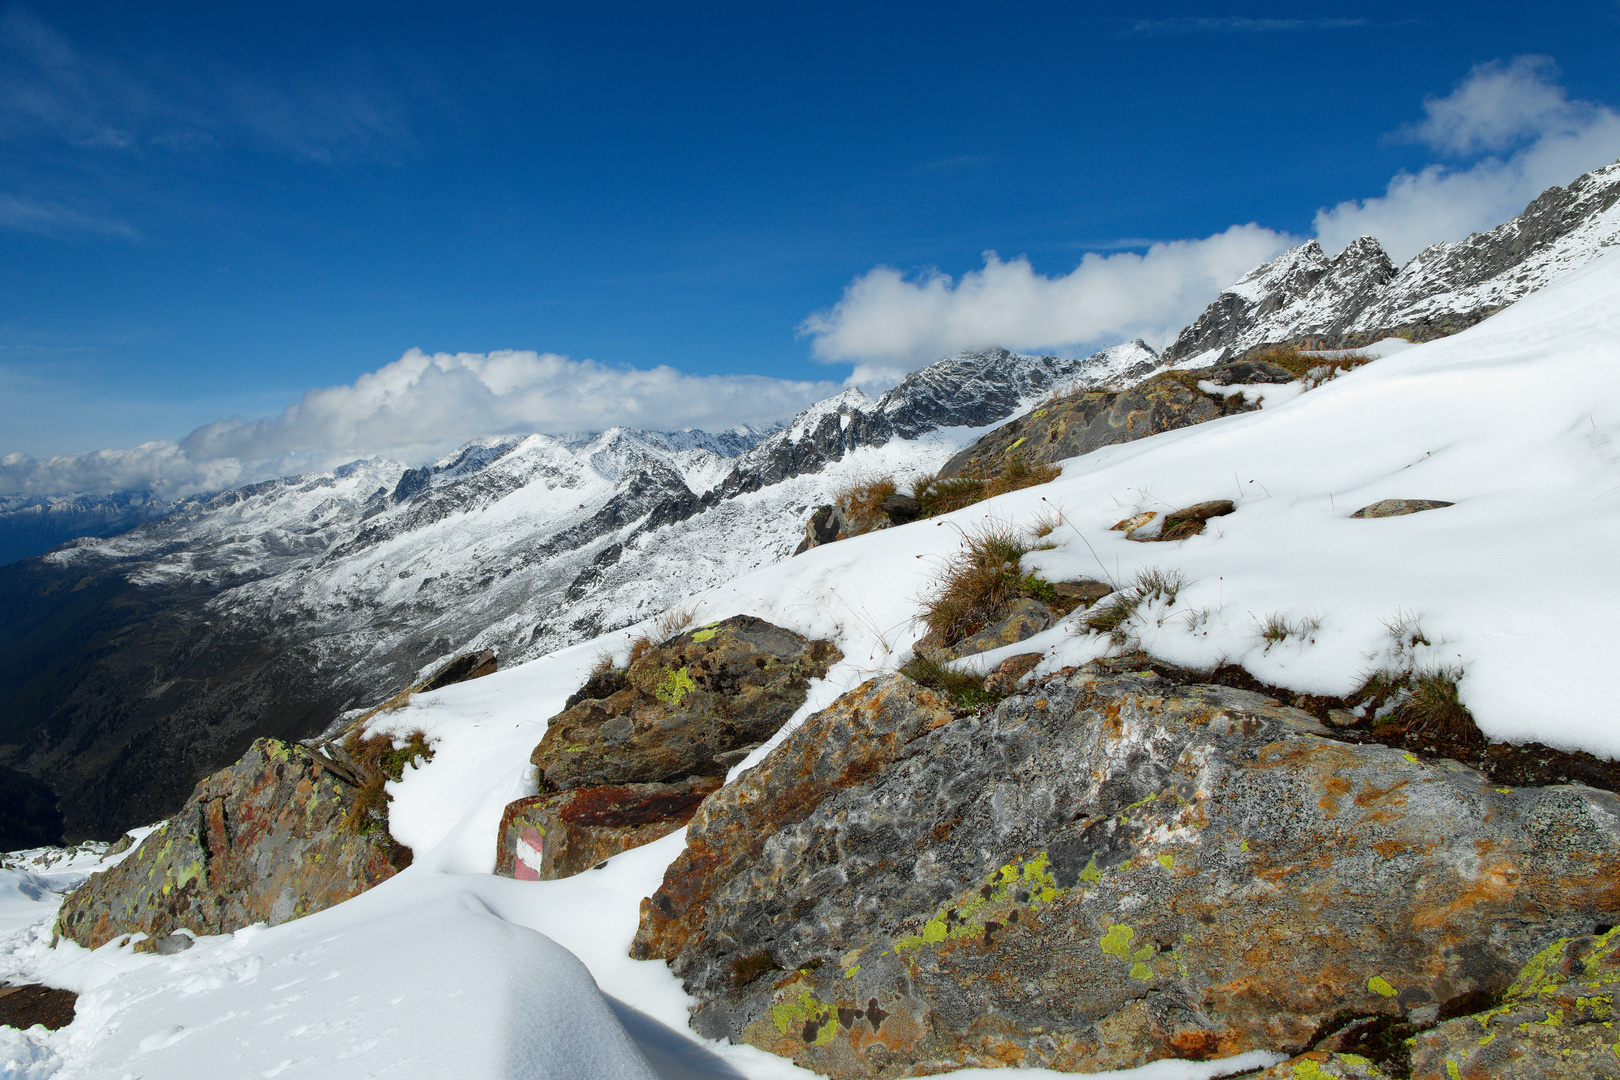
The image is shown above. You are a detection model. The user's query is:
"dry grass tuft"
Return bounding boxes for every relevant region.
[1244,344,1376,389]
[340,726,435,835]
[626,605,696,667]
[836,476,899,536]
[1081,566,1186,646]
[899,653,1003,710]
[919,523,1035,646]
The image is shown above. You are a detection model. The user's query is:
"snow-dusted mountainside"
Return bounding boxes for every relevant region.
[0,344,1143,839]
[0,491,191,568]
[1163,157,1620,363]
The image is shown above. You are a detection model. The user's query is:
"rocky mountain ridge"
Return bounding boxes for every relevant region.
[1164,157,1620,362]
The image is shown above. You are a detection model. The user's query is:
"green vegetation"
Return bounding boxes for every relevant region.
[340,726,435,835]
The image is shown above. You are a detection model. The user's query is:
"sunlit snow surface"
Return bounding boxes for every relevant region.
[9,252,1620,1076]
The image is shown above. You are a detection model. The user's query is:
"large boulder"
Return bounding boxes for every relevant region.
[530,615,841,791]
[633,664,1620,1078]
[495,777,721,881]
[937,371,1258,479]
[55,738,409,950]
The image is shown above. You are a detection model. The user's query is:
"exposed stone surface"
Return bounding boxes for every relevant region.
[795,504,848,555]
[878,494,921,525]
[937,371,1257,479]
[1409,926,1620,1079]
[496,778,720,881]
[1349,499,1454,519]
[940,598,1056,659]
[531,615,841,791]
[635,664,1620,1078]
[418,649,497,692]
[1050,579,1114,605]
[55,738,409,950]
[981,653,1043,696]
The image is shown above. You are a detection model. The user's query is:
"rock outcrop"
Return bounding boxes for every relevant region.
[936,368,1261,480]
[495,777,721,881]
[1349,499,1454,519]
[530,615,841,791]
[55,738,409,950]
[634,664,1620,1078]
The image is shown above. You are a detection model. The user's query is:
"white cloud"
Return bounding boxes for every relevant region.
[1315,57,1620,262]
[0,193,140,238]
[798,225,1295,383]
[0,349,840,498]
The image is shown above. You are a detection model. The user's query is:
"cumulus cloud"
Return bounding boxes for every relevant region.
[798,225,1295,383]
[0,349,841,498]
[1315,57,1620,261]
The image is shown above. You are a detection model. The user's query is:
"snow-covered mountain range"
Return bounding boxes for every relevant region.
[1163,157,1620,363]
[0,342,1153,839]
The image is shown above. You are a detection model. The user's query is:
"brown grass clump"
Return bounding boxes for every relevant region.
[912,452,1060,520]
[1355,666,1482,754]
[836,476,899,536]
[919,523,1052,646]
[339,726,435,835]
[1244,344,1376,389]
[899,652,1004,711]
[626,604,696,667]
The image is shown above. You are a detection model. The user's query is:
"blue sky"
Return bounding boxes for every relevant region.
[5,1,1620,494]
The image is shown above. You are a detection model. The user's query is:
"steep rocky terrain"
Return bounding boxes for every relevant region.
[1163,158,1620,362]
[0,344,1147,839]
[0,492,191,568]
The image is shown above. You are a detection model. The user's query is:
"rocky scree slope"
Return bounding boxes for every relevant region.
[1163,157,1620,362]
[0,346,1140,840]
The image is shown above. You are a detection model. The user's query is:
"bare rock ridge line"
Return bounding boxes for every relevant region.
[1163,157,1620,362]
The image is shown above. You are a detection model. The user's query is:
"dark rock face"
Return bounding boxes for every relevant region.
[1349,499,1454,519]
[635,665,1620,1078]
[938,371,1257,479]
[418,650,497,692]
[0,985,77,1031]
[530,615,841,791]
[494,777,721,881]
[55,738,409,950]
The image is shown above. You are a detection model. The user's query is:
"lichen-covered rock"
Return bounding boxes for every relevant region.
[981,653,1043,696]
[1408,927,1620,1079]
[495,777,721,881]
[937,372,1255,479]
[1349,499,1454,519]
[794,504,848,555]
[635,665,1620,1078]
[55,738,408,950]
[1256,1052,1393,1078]
[943,598,1055,658]
[531,615,841,791]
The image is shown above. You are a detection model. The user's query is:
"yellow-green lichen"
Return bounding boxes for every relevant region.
[1446,1061,1461,1079]
[1078,854,1102,884]
[654,666,697,704]
[771,988,838,1046]
[894,851,1065,950]
[692,629,717,643]
[1032,409,1047,419]
[1008,437,1027,451]
[1129,961,1154,982]
[1240,838,1251,852]
[1157,853,1174,871]
[1368,975,1398,998]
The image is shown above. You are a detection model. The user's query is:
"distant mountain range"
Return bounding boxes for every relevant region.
[5,154,1620,842]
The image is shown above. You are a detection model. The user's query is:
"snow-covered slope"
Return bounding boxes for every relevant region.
[1163,157,1620,362]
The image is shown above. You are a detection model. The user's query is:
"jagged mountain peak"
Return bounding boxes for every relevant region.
[1165,156,1620,363]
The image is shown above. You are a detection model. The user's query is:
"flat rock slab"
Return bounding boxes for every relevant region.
[0,985,76,1031]
[55,738,409,950]
[636,665,1620,1077]
[1350,499,1454,518]
[495,777,721,881]
[531,615,841,791]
